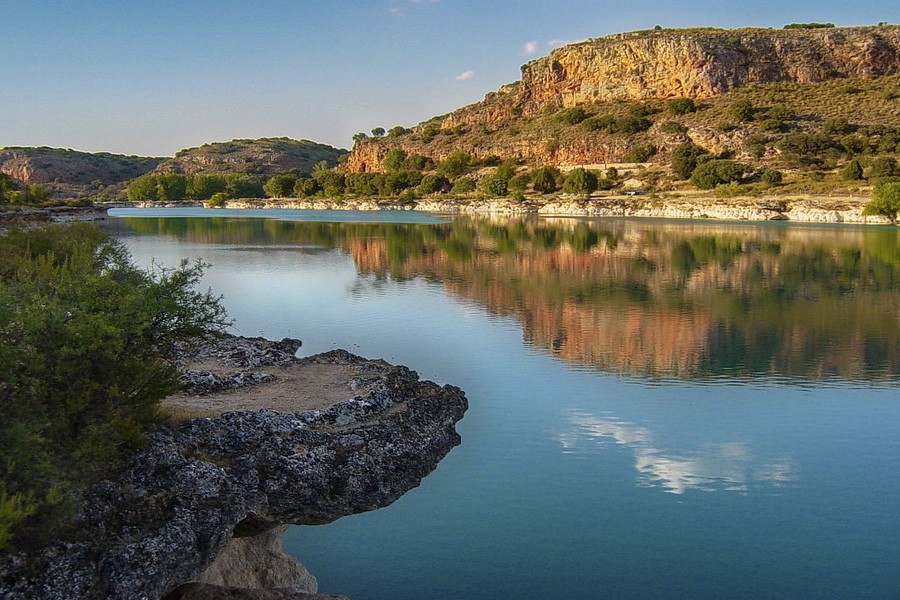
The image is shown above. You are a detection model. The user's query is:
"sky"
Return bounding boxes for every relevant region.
[2,0,898,157]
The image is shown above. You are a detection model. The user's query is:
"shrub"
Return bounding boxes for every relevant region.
[293,177,319,197]
[532,166,562,194]
[869,156,898,179]
[437,152,472,178]
[562,168,599,196]
[556,107,588,125]
[730,100,754,122]
[583,115,616,133]
[263,174,296,198]
[481,177,509,197]
[623,144,657,163]
[495,159,518,181]
[823,117,852,135]
[207,192,228,207]
[671,143,708,179]
[450,177,476,194]
[667,98,696,115]
[0,225,227,550]
[660,121,688,134]
[606,167,619,180]
[690,160,746,189]
[862,181,900,222]
[842,159,864,181]
[382,149,408,172]
[761,169,784,185]
[417,174,450,195]
[508,174,531,192]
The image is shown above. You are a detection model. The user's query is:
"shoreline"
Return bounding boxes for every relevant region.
[141,194,893,225]
[2,193,894,228]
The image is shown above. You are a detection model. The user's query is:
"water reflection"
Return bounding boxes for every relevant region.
[561,411,797,494]
[107,214,900,383]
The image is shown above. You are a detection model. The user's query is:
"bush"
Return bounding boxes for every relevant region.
[263,174,296,198]
[863,181,900,222]
[730,100,754,122]
[562,168,599,196]
[437,152,472,179]
[417,174,450,195]
[842,159,864,181]
[556,108,588,125]
[450,177,476,194]
[622,144,657,163]
[671,142,708,179]
[531,166,562,194]
[481,177,509,197]
[667,98,696,115]
[690,160,746,189]
[0,225,228,550]
[382,149,408,172]
[508,174,531,192]
[761,169,784,185]
[582,115,616,133]
[293,177,319,197]
[660,121,688,134]
[823,117,852,135]
[869,156,898,179]
[207,192,228,207]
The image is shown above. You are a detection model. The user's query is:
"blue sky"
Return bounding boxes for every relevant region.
[1,0,897,157]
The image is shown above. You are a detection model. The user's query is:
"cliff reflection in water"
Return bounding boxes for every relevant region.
[112,215,900,382]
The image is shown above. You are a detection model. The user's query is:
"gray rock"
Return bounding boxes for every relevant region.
[0,348,467,600]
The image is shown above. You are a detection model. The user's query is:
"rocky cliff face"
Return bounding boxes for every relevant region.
[0,146,162,197]
[347,25,900,172]
[0,337,467,599]
[516,26,900,113]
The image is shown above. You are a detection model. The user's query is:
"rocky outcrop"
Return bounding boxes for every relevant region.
[155,138,345,177]
[346,25,900,171]
[516,26,900,113]
[0,147,162,199]
[0,339,467,599]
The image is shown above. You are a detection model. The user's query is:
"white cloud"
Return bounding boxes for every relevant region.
[454,70,475,81]
[547,39,569,48]
[388,7,404,16]
[523,41,538,56]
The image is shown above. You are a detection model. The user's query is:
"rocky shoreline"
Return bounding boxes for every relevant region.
[213,195,892,225]
[0,334,468,599]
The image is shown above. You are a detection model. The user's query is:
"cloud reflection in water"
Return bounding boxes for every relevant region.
[561,411,797,494]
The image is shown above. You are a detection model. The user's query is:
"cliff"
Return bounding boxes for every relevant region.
[0,335,467,599]
[347,24,900,172]
[156,138,346,177]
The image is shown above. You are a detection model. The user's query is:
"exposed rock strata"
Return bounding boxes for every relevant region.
[0,336,467,599]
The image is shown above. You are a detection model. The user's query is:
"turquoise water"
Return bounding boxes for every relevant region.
[107,213,900,599]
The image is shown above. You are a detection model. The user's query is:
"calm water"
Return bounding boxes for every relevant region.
[106,210,900,600]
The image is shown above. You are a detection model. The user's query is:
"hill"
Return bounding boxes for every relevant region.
[347,24,900,187]
[155,137,346,177]
[0,147,162,199]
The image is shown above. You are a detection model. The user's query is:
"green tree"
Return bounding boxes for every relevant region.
[25,184,51,204]
[606,167,619,180]
[388,126,411,137]
[382,149,408,172]
[371,127,386,137]
[451,177,476,194]
[186,175,226,201]
[417,174,450,195]
[225,175,264,199]
[263,174,297,198]
[532,166,562,194]
[842,158,864,181]
[155,173,187,203]
[0,224,228,550]
[671,142,708,179]
[437,152,472,178]
[863,181,900,222]
[556,107,588,125]
[869,157,898,179]
[623,143,657,162]
[495,159,518,181]
[352,132,368,143]
[293,177,320,197]
[0,174,18,203]
[126,175,160,203]
[562,168,599,196]
[508,173,531,192]
[690,160,745,189]
[481,177,509,197]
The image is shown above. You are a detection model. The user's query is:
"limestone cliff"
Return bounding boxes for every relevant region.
[347,24,900,172]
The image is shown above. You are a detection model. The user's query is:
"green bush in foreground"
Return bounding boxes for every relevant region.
[0,224,228,551]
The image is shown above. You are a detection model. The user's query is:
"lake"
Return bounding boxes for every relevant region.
[106,209,900,600]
